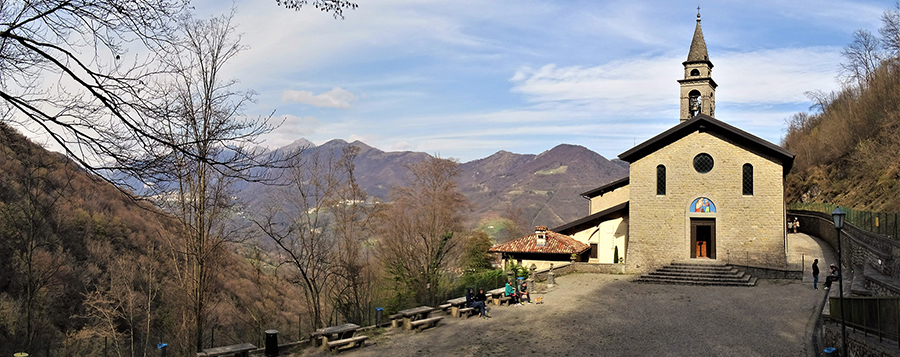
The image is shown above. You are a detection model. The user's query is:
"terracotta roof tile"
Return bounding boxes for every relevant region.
[489,231,589,255]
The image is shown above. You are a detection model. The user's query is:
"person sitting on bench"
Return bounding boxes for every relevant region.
[519,281,530,303]
[473,289,488,318]
[824,264,840,290]
[504,282,519,304]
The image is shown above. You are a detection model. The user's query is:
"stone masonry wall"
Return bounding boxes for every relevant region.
[823,319,900,356]
[627,130,787,272]
[589,185,629,215]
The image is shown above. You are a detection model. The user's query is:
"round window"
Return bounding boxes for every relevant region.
[693,153,714,173]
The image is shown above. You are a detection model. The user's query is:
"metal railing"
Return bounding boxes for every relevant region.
[828,296,900,347]
[787,202,900,240]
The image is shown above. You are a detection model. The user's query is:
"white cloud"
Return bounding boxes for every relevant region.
[510,46,841,112]
[259,115,321,148]
[390,141,413,151]
[281,87,358,108]
[715,47,842,104]
[510,57,682,113]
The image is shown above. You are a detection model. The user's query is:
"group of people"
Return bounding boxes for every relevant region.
[811,258,841,291]
[465,288,489,318]
[504,280,530,305]
[464,280,531,319]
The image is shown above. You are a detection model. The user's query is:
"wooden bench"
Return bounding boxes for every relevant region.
[389,313,403,328]
[408,316,443,331]
[326,335,368,354]
[438,303,452,314]
[196,343,256,357]
[457,307,477,318]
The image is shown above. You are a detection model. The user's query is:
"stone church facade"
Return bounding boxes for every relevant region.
[553,14,795,273]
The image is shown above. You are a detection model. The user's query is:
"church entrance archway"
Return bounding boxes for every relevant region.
[690,218,716,259]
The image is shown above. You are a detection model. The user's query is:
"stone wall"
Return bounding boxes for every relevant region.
[822,319,900,356]
[729,264,803,280]
[866,277,900,296]
[790,210,900,297]
[627,130,787,272]
[532,262,626,281]
[590,185,630,215]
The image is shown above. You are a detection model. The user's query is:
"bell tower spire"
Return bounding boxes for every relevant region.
[678,10,717,122]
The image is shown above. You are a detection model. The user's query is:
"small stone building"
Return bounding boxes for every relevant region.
[490,226,590,270]
[553,14,795,273]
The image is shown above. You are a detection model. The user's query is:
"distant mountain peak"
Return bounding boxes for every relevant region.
[348,140,375,152]
[321,138,349,147]
[277,138,314,152]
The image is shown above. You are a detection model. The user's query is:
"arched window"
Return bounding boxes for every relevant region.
[742,163,753,195]
[690,69,700,76]
[688,90,702,117]
[657,165,666,195]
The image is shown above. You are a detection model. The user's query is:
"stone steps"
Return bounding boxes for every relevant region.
[635,261,757,287]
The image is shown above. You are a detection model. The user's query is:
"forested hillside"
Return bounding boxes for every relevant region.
[782,5,900,212]
[0,123,303,355]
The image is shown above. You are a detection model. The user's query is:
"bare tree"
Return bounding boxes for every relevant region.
[145,11,269,353]
[0,0,356,190]
[255,147,363,329]
[498,204,529,243]
[881,2,900,59]
[328,146,376,325]
[0,150,71,351]
[374,156,468,308]
[840,29,883,88]
[277,0,358,18]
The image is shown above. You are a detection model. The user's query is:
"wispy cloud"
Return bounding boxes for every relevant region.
[715,47,842,104]
[509,46,841,111]
[281,87,358,108]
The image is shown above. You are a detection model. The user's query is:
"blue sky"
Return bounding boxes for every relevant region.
[185,0,888,162]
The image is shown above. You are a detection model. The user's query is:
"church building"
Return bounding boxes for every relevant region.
[551,13,796,273]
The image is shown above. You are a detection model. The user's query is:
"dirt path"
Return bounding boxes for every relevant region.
[297,234,828,357]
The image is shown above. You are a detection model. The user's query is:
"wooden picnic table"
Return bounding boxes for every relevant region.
[312,323,359,348]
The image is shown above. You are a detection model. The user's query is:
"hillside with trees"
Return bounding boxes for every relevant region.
[0,122,305,355]
[782,4,900,212]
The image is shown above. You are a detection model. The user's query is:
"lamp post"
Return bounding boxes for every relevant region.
[831,207,847,357]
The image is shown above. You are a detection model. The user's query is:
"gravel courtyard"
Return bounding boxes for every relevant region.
[297,234,828,357]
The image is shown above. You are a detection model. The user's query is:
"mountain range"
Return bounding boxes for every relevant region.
[242,139,629,229]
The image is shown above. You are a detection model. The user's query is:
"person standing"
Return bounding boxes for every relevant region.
[812,259,819,290]
[793,217,800,234]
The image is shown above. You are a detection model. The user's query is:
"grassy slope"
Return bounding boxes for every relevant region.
[783,63,900,212]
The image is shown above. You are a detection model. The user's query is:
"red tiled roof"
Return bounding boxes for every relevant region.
[489,231,589,255]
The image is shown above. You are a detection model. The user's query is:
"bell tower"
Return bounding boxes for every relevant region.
[678,11,717,122]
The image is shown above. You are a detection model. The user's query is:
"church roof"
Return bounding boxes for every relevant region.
[618,114,795,175]
[489,230,589,255]
[552,202,629,236]
[581,176,629,199]
[685,14,712,66]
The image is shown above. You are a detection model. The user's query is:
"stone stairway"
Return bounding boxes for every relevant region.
[634,261,757,287]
